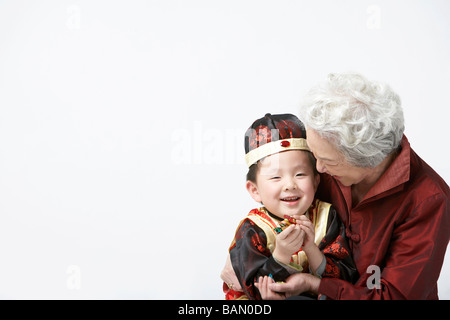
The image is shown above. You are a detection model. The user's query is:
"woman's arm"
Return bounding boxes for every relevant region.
[318,194,449,300]
[267,194,449,300]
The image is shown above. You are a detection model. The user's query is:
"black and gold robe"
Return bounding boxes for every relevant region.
[223,199,358,300]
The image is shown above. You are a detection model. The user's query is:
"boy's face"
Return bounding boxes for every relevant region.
[246,150,319,218]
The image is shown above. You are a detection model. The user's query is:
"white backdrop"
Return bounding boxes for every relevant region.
[0,0,449,299]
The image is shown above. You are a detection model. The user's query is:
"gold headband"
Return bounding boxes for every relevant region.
[245,138,310,168]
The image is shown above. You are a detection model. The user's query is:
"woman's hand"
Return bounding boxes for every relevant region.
[256,273,321,299]
[271,273,320,297]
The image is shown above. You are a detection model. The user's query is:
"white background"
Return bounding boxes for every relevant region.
[0,0,449,299]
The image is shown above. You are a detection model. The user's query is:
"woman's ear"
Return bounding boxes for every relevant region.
[246,180,262,203]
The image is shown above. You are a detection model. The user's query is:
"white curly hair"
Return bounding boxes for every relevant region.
[299,73,405,168]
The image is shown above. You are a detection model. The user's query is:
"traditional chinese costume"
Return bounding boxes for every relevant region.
[223,198,358,300]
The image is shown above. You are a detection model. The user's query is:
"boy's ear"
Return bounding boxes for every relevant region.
[313,173,320,191]
[246,180,262,203]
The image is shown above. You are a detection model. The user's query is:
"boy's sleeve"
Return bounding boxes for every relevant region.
[229,218,291,299]
[318,206,359,283]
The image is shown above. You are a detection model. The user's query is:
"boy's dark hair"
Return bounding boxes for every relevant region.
[246,151,318,183]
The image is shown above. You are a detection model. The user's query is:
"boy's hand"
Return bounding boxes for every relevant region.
[294,215,316,252]
[272,224,305,264]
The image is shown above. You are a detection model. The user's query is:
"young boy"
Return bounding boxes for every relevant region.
[221,113,357,300]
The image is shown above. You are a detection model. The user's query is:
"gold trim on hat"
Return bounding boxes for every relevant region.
[245,138,310,168]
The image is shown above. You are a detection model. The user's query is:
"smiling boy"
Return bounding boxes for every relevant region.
[221,113,357,300]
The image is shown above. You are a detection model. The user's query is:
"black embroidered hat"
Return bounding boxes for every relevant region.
[244,113,310,167]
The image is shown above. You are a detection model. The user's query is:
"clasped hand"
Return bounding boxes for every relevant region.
[273,214,317,264]
[273,225,303,264]
[272,217,305,264]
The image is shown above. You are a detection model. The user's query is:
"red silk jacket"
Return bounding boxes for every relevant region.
[316,135,450,299]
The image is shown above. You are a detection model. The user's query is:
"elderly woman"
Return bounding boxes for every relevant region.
[256,73,449,299]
